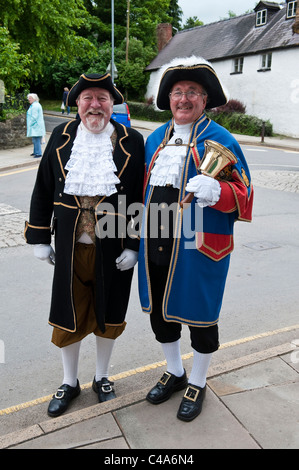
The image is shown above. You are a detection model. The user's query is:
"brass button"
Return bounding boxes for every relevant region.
[158,246,164,252]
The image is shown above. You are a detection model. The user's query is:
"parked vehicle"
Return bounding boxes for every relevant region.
[112,102,131,127]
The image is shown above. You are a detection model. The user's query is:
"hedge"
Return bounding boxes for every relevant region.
[207,111,273,137]
[128,101,273,136]
[128,101,172,122]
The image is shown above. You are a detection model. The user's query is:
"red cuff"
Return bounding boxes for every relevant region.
[212,182,236,212]
[213,181,253,221]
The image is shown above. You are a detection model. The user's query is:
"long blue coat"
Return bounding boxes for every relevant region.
[138,113,253,327]
[26,101,46,137]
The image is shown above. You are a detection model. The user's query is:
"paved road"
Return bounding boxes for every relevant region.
[0,139,299,411]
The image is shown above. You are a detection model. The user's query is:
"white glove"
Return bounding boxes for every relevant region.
[185,174,221,208]
[34,244,55,265]
[116,248,138,271]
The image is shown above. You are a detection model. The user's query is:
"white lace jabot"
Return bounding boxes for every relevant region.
[64,122,120,197]
[149,122,192,189]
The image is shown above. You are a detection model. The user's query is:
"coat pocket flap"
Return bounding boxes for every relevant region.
[196,232,234,261]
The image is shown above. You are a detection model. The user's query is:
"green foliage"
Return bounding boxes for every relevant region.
[0,91,28,122]
[82,0,173,48]
[167,0,183,31]
[129,0,172,47]
[128,102,172,121]
[81,0,127,45]
[116,38,157,100]
[0,0,96,80]
[207,111,273,136]
[182,17,204,29]
[213,99,246,114]
[40,44,103,98]
[127,102,273,136]
[0,27,31,91]
[0,0,183,100]
[41,37,156,101]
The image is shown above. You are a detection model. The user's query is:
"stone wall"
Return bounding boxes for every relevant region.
[0,114,31,149]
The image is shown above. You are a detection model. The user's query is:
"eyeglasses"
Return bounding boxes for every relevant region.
[169,91,206,102]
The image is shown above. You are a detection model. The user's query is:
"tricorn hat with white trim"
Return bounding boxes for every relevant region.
[67,73,124,106]
[155,56,228,110]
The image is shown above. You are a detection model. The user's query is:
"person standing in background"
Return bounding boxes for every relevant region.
[62,87,70,115]
[26,93,46,158]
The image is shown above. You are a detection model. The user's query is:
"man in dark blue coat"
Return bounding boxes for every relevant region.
[25,73,144,416]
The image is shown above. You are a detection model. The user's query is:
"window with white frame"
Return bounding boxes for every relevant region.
[232,57,244,74]
[256,9,267,26]
[260,53,272,70]
[287,1,297,18]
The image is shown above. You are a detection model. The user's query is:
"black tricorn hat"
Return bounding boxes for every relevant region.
[67,73,124,106]
[156,59,228,110]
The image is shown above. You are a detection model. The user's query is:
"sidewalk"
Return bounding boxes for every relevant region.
[0,326,298,449]
[0,114,299,173]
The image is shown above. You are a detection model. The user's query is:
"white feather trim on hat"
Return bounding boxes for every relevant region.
[152,56,211,110]
[151,55,229,111]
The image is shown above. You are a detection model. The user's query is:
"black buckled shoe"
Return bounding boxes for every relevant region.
[92,377,116,403]
[177,384,206,422]
[146,370,188,405]
[47,380,81,417]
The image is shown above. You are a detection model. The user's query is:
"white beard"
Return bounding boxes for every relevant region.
[85,113,106,133]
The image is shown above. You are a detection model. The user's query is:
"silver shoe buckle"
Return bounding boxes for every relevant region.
[54,389,65,400]
[101,384,113,394]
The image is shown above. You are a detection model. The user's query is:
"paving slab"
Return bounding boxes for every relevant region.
[114,387,260,449]
[222,382,299,449]
[209,357,299,396]
[13,412,122,449]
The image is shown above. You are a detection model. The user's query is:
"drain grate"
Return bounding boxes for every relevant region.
[243,241,281,251]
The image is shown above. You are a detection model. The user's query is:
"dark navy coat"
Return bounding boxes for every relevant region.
[25,118,144,333]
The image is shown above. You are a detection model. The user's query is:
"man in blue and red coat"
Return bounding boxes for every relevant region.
[138,57,253,421]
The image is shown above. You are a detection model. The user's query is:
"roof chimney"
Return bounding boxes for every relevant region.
[293,1,299,34]
[157,23,172,51]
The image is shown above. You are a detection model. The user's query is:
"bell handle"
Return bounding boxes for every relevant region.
[180,192,194,208]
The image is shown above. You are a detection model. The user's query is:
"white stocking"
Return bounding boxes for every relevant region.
[189,349,212,388]
[61,341,81,387]
[161,340,185,377]
[95,336,115,381]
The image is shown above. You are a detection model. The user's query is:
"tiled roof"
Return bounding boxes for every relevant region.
[254,1,281,10]
[146,4,299,71]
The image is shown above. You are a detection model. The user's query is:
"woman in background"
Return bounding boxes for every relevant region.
[26,93,46,158]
